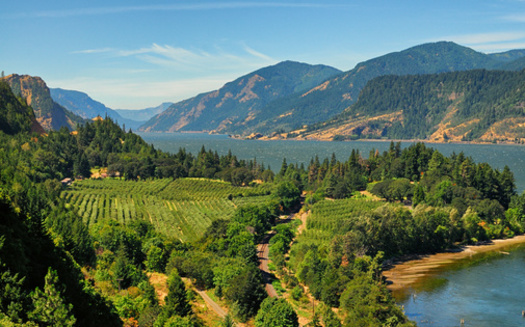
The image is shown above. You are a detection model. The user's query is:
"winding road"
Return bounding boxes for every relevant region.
[258,231,279,297]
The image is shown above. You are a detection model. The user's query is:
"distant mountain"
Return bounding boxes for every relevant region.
[0,79,45,135]
[297,69,525,143]
[138,61,341,133]
[50,88,144,130]
[243,42,525,135]
[115,102,173,122]
[5,74,84,131]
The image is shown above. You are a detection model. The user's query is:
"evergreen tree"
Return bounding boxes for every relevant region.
[155,269,191,326]
[28,268,76,327]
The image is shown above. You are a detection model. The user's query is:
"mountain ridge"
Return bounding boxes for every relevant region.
[138,60,342,133]
[293,69,525,143]
[138,42,525,136]
[239,41,525,135]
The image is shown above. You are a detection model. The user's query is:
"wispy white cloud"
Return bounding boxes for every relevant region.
[71,48,114,54]
[6,3,341,19]
[242,45,274,62]
[74,43,277,72]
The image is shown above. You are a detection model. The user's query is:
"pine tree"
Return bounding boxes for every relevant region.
[29,268,76,327]
[154,269,191,327]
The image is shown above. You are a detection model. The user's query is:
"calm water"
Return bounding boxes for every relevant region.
[400,244,525,327]
[138,132,525,193]
[139,132,525,326]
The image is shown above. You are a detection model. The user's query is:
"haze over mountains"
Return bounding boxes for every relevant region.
[6,41,525,142]
[50,88,150,130]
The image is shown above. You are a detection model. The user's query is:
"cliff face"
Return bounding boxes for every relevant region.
[5,74,84,131]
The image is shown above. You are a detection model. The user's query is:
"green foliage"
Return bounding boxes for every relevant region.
[64,178,270,242]
[155,269,192,327]
[28,268,76,327]
[0,80,36,135]
[255,297,299,327]
[339,271,413,327]
[309,68,525,142]
[223,265,266,321]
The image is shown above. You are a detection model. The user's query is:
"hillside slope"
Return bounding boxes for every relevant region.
[297,69,525,143]
[5,75,84,131]
[247,42,525,135]
[138,61,341,133]
[0,80,45,135]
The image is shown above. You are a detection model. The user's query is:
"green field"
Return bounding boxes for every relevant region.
[305,198,385,238]
[63,178,271,242]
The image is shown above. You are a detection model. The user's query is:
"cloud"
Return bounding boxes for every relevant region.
[74,43,277,72]
[5,3,340,19]
[71,48,114,54]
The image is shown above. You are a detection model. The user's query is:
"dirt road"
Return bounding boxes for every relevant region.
[195,288,228,318]
[258,231,278,297]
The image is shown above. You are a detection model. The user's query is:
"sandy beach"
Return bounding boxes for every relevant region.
[383,234,525,293]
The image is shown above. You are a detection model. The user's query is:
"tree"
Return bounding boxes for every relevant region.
[255,297,299,327]
[29,268,76,327]
[221,314,236,327]
[154,269,192,327]
[224,265,266,321]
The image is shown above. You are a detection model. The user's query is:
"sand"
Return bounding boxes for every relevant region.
[383,234,525,292]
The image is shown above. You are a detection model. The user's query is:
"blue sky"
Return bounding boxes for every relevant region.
[2,0,525,109]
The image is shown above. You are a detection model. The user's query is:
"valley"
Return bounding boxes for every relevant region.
[4,39,525,327]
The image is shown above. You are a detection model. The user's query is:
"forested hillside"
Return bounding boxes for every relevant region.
[300,69,525,142]
[138,61,341,133]
[5,75,85,131]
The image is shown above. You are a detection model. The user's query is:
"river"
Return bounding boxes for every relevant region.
[398,243,525,327]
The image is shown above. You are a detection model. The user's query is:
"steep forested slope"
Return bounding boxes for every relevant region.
[301,69,525,142]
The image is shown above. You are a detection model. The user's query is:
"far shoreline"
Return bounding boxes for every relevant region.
[382,234,525,295]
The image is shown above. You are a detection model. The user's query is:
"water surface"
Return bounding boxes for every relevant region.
[400,244,525,327]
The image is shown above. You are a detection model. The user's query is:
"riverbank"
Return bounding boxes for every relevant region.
[383,234,525,293]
